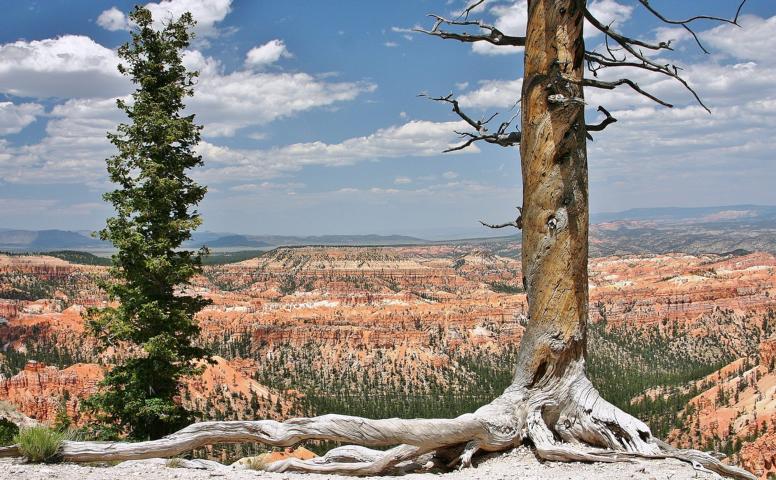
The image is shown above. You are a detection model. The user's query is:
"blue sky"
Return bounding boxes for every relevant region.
[0,0,774,237]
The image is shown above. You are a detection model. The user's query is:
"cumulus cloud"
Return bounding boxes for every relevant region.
[0,114,471,185]
[471,0,528,56]
[97,0,232,37]
[0,35,127,98]
[701,15,776,66]
[0,97,125,184]
[458,78,522,109]
[96,7,130,31]
[183,51,375,137]
[0,102,43,135]
[587,0,633,31]
[244,39,292,69]
[196,120,476,183]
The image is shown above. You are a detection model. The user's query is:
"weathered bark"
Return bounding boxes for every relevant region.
[0,2,756,479]
[516,0,590,391]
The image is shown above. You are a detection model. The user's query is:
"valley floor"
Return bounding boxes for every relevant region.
[0,448,720,480]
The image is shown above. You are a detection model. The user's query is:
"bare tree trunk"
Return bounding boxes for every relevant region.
[515,0,590,393]
[0,2,755,479]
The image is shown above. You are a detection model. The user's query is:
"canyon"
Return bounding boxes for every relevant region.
[0,245,774,476]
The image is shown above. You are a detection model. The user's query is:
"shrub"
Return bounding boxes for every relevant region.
[0,418,19,446]
[13,426,68,463]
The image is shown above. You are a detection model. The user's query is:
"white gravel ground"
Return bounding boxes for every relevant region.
[0,447,719,480]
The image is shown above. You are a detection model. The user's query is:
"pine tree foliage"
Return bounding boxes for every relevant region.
[83,6,211,440]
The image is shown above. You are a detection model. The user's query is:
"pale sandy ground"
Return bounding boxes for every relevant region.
[0,447,719,480]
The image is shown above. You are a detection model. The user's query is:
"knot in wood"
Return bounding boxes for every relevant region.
[547,94,585,106]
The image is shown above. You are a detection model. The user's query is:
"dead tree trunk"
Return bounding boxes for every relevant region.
[0,1,755,479]
[516,0,590,398]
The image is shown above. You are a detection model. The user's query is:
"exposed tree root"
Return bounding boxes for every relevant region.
[0,363,756,479]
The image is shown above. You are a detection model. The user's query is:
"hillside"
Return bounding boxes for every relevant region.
[0,246,774,475]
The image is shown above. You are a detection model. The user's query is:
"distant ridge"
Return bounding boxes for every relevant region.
[0,230,429,252]
[0,229,105,251]
[3,205,775,252]
[591,204,776,224]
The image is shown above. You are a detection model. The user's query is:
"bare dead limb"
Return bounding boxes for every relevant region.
[585,106,617,133]
[414,14,525,47]
[637,0,747,53]
[582,78,672,108]
[419,93,521,152]
[480,207,522,230]
[583,10,710,112]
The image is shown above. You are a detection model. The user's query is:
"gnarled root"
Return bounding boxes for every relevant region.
[0,368,756,479]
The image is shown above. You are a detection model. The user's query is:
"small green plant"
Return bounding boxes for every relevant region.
[13,426,68,463]
[0,418,19,446]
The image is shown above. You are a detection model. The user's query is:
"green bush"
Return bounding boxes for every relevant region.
[13,426,68,463]
[0,418,19,446]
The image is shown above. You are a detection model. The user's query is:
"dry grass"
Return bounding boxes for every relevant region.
[165,457,185,468]
[240,455,270,471]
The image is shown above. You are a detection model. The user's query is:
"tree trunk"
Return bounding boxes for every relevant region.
[515,0,589,392]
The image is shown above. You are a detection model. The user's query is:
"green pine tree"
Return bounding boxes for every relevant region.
[83,5,211,440]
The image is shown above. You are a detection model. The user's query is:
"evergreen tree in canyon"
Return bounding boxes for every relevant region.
[83,6,211,440]
[3,2,754,479]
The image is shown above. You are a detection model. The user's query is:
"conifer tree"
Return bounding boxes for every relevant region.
[84,6,211,440]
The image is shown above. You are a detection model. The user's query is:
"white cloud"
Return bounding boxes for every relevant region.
[0,35,377,181]
[0,35,127,98]
[196,120,477,183]
[0,102,43,135]
[0,113,472,185]
[188,54,376,136]
[442,171,459,179]
[244,39,292,69]
[0,97,125,184]
[472,0,527,56]
[701,15,776,66]
[394,176,412,184]
[97,7,130,31]
[587,0,633,31]
[97,0,232,37]
[458,78,522,109]
[230,181,304,192]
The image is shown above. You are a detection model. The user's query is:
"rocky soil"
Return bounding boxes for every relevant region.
[0,448,720,480]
